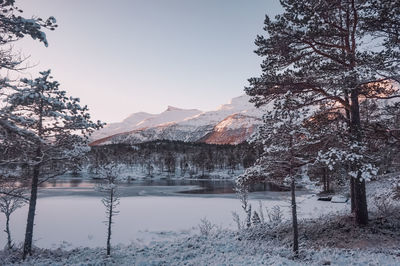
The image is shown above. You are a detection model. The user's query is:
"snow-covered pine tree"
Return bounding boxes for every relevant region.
[305,93,398,208]
[246,0,400,225]
[95,163,120,256]
[0,0,57,173]
[0,1,56,49]
[364,0,400,82]
[305,107,350,194]
[238,93,313,253]
[5,70,102,258]
[0,1,60,257]
[376,102,400,167]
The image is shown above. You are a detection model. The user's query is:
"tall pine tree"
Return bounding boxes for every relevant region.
[0,0,57,171]
[6,70,102,258]
[246,0,400,225]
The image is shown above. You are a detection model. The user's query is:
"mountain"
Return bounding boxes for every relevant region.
[91,112,155,140]
[91,107,202,141]
[90,95,266,146]
[201,113,262,144]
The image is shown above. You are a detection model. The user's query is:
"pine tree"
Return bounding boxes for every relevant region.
[364,0,400,80]
[246,0,400,225]
[305,109,349,194]
[5,70,102,258]
[238,93,312,253]
[96,163,120,256]
[0,0,57,169]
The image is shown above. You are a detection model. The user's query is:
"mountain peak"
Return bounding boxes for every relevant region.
[166,106,182,112]
[217,94,253,111]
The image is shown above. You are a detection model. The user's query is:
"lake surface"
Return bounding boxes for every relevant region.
[0,177,347,249]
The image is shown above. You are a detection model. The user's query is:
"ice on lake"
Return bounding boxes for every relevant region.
[0,178,348,249]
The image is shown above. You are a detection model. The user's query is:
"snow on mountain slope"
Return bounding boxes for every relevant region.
[91,92,400,146]
[91,95,268,145]
[91,112,155,140]
[135,106,202,129]
[217,94,259,112]
[91,107,202,140]
[202,113,263,144]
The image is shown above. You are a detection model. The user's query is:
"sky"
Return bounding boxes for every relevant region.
[16,0,283,123]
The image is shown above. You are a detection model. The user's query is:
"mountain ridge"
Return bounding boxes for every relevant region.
[90,95,266,146]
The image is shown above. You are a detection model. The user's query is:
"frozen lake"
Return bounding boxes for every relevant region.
[0,177,348,249]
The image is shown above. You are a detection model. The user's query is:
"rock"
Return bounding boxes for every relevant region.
[331,195,348,203]
[318,196,332,201]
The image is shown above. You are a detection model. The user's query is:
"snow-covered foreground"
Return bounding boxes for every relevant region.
[2,225,399,265]
[0,186,348,249]
[1,176,400,265]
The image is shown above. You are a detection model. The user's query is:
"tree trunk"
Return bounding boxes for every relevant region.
[344,91,356,213]
[291,178,299,254]
[350,89,368,225]
[350,176,356,213]
[107,188,114,256]
[6,213,12,249]
[354,173,368,225]
[288,133,299,254]
[327,174,330,192]
[23,165,40,258]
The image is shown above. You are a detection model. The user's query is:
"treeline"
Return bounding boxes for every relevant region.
[87,141,261,178]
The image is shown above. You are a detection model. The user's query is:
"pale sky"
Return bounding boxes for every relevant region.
[16,0,282,123]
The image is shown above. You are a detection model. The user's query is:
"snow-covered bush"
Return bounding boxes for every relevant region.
[231,211,243,231]
[231,201,284,234]
[265,206,283,228]
[198,217,216,236]
[372,195,395,218]
[0,181,27,250]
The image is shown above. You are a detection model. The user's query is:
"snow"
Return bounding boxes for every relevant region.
[1,175,399,264]
[134,107,202,129]
[214,113,262,131]
[181,95,266,128]
[0,184,348,250]
[91,108,202,140]
[90,94,272,145]
[331,195,348,203]
[216,95,260,113]
[2,226,399,265]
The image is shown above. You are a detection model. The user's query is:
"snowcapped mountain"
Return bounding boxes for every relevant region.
[90,95,266,146]
[201,113,262,144]
[91,107,202,140]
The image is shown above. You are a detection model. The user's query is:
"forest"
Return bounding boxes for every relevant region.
[87,141,260,179]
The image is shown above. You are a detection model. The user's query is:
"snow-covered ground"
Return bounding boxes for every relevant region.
[1,174,399,265]
[2,222,399,265]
